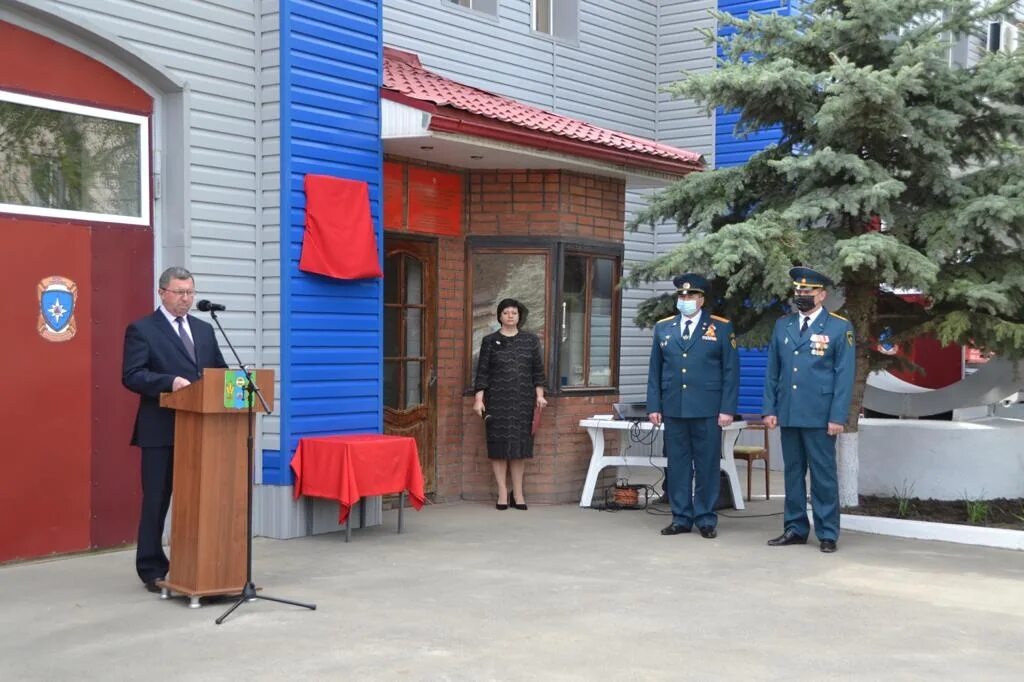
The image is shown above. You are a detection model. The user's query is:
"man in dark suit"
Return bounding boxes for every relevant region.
[122,266,227,591]
[763,267,855,553]
[647,273,739,538]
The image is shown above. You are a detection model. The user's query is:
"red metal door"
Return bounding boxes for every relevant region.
[0,22,154,561]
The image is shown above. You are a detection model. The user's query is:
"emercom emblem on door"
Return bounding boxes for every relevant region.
[383,238,437,493]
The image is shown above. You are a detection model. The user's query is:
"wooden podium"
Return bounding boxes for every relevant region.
[157,368,274,600]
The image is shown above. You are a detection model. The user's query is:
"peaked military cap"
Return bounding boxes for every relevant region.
[789,266,833,289]
[672,273,709,295]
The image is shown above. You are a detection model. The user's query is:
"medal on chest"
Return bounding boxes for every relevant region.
[810,333,830,356]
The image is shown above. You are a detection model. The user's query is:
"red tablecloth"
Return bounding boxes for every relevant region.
[290,434,426,523]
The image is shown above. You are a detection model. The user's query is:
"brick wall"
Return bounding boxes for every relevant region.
[387,162,628,505]
[457,169,625,503]
[433,233,467,501]
[467,169,625,238]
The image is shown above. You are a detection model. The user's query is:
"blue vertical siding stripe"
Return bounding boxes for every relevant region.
[716,1,794,415]
[266,0,384,485]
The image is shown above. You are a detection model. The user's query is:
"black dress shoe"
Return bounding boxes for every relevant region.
[660,523,692,535]
[144,579,163,594]
[495,502,508,511]
[767,530,808,546]
[820,539,837,553]
[698,526,718,539]
[512,502,528,510]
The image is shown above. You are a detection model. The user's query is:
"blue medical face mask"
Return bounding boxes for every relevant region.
[677,299,699,316]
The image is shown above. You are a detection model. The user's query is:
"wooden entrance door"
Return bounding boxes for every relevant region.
[383,238,437,493]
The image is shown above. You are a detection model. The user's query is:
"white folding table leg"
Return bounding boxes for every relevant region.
[579,427,607,507]
[720,431,745,511]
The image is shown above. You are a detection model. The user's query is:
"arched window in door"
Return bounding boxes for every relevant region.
[384,251,425,410]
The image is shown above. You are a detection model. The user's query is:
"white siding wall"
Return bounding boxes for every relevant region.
[619,0,717,401]
[259,0,281,451]
[384,0,557,109]
[384,0,658,137]
[619,192,658,402]
[553,1,658,136]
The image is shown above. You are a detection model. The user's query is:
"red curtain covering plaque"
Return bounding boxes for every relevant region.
[299,174,383,280]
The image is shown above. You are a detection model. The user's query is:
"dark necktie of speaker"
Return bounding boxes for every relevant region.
[176,317,196,362]
[682,319,691,341]
[801,316,810,335]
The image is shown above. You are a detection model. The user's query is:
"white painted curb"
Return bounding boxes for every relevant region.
[841,514,1024,551]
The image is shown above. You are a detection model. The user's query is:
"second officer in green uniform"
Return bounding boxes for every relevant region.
[763,267,856,553]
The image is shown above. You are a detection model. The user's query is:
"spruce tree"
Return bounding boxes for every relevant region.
[628,0,1024,504]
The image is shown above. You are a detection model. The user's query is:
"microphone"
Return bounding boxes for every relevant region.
[196,299,226,312]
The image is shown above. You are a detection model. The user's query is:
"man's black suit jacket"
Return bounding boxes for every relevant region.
[122,309,228,447]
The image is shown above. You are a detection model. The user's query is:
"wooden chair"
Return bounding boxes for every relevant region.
[733,415,770,501]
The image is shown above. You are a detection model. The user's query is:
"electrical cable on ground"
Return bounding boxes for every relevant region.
[587,419,784,519]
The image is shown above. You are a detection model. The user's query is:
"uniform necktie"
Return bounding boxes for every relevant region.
[801,316,810,335]
[175,317,196,361]
[682,319,691,341]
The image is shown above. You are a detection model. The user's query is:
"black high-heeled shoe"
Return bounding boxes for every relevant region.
[496,493,509,511]
[511,494,527,511]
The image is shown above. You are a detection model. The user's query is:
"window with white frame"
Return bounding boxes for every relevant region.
[532,0,578,41]
[447,0,498,16]
[0,90,149,225]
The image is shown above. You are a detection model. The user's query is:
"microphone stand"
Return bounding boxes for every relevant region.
[204,307,316,625]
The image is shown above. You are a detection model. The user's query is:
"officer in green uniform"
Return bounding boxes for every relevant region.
[647,274,739,538]
[763,267,856,553]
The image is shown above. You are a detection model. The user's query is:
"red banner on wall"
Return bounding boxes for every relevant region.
[299,174,383,280]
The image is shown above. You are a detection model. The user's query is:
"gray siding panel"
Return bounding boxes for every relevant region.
[618,0,716,403]
[620,191,658,402]
[553,3,657,136]
[657,0,716,161]
[384,0,556,108]
[261,0,282,452]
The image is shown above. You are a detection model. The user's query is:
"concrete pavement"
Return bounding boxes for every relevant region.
[2,500,1022,681]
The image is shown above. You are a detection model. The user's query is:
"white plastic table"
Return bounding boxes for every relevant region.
[578,418,746,510]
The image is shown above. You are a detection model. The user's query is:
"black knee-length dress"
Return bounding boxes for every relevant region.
[474,330,546,459]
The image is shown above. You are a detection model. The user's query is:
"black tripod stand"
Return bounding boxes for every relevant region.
[202,305,316,625]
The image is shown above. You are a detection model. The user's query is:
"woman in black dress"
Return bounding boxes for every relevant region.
[473,298,547,510]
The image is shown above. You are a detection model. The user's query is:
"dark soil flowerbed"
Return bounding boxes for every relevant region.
[843,496,1024,531]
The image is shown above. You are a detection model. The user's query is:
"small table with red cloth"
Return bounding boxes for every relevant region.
[290,434,426,541]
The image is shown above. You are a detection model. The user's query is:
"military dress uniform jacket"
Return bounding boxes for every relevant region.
[763,309,855,427]
[647,311,739,418]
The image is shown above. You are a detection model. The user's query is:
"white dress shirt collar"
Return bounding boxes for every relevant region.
[801,306,824,328]
[160,305,193,341]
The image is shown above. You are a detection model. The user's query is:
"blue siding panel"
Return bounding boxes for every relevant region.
[716,1,795,414]
[737,347,768,416]
[268,0,383,484]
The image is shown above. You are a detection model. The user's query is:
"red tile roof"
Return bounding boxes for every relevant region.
[382,48,703,175]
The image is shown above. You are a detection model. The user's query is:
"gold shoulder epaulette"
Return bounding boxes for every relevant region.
[657,315,676,323]
[829,312,848,321]
[710,314,730,323]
